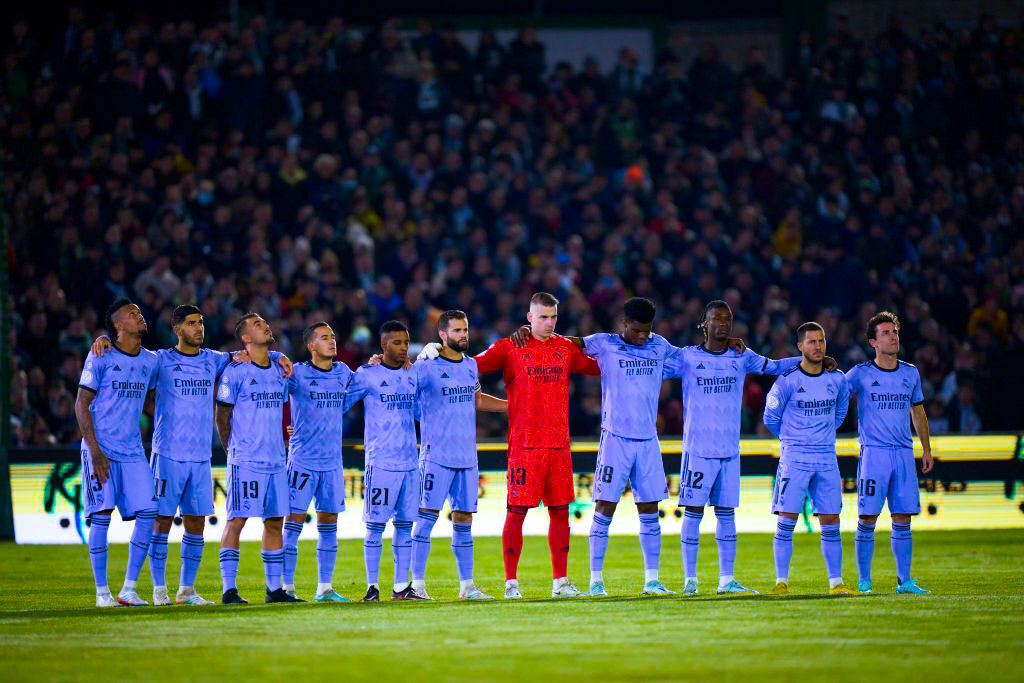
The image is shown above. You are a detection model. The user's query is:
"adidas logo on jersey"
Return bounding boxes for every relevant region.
[310,379,318,385]
[250,379,258,385]
[618,346,628,352]
[797,386,807,393]
[871,380,881,387]
[113,365,122,371]
[696,363,706,369]
[173,365,183,371]
[380,380,389,387]
[440,372,450,379]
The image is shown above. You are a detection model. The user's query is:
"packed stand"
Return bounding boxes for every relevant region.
[3,10,1023,447]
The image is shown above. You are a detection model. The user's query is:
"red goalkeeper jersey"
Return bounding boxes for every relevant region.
[475,335,599,449]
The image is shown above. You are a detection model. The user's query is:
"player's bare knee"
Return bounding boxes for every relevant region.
[221,518,245,545]
[263,517,284,533]
[451,511,473,524]
[317,512,338,525]
[778,512,799,520]
[635,502,658,515]
[181,515,204,535]
[286,512,306,524]
[596,500,618,516]
[419,507,440,516]
[155,515,174,534]
[818,514,840,525]
[859,514,880,525]
[891,514,912,525]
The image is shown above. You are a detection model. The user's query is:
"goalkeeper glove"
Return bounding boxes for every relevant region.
[418,342,442,360]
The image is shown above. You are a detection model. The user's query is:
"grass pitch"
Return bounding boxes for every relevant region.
[0,529,1021,682]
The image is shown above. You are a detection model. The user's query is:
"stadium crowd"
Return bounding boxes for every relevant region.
[4,9,1023,447]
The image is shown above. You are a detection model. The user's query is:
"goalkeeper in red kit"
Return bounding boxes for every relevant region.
[474,292,599,598]
[418,292,598,596]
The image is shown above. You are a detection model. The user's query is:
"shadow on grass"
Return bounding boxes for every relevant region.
[0,590,875,621]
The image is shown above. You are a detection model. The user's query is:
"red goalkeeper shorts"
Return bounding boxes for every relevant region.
[506,444,575,508]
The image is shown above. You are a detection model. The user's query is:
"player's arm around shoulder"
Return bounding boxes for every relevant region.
[661,342,690,380]
[342,366,370,412]
[569,337,600,376]
[214,364,240,447]
[581,333,604,357]
[763,372,792,436]
[754,350,800,376]
[833,373,851,426]
[476,387,508,413]
[473,338,510,374]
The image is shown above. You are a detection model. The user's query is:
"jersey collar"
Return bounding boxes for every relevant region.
[871,360,899,373]
[797,364,824,377]
[112,343,142,357]
[309,361,335,373]
[619,333,652,348]
[437,353,464,364]
[171,346,200,357]
[698,343,729,356]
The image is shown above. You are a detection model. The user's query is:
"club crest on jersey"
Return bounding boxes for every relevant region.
[826,383,836,394]
[902,377,912,389]
[731,360,738,372]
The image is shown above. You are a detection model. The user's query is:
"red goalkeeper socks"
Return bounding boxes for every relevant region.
[502,506,528,580]
[547,505,570,579]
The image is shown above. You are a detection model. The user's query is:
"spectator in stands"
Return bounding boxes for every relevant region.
[3,10,1022,445]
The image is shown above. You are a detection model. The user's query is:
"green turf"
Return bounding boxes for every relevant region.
[1,529,1022,682]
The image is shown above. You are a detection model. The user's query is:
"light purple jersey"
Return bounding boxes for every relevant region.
[343,363,418,471]
[664,345,800,459]
[78,346,158,461]
[287,361,353,471]
[845,360,924,448]
[414,355,480,469]
[764,366,850,467]
[583,332,685,440]
[215,361,289,473]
